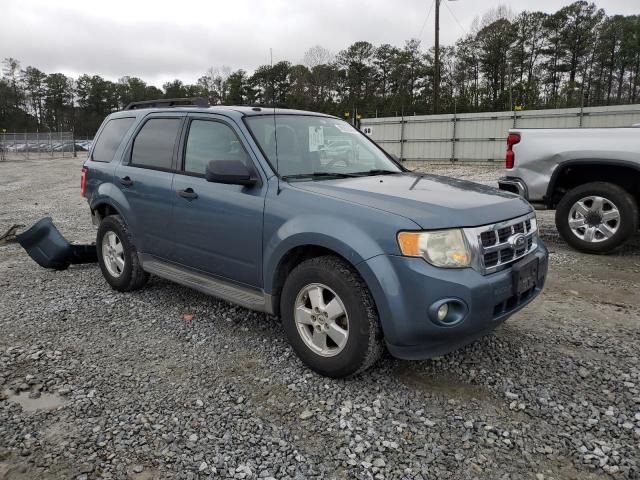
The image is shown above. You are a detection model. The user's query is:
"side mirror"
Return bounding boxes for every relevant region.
[205,160,256,186]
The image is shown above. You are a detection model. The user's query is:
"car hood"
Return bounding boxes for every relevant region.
[290,172,532,229]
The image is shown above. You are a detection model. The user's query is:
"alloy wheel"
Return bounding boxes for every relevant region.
[294,283,349,357]
[101,231,125,277]
[568,195,620,243]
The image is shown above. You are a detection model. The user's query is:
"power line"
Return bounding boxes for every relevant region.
[443,0,467,36]
[417,0,436,40]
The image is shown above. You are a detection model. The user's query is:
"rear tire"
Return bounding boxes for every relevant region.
[555,182,638,254]
[280,255,384,378]
[97,215,149,291]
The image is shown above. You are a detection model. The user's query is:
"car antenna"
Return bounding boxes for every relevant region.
[271,48,281,195]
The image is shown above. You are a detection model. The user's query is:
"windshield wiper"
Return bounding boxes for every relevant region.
[352,169,402,176]
[282,172,360,181]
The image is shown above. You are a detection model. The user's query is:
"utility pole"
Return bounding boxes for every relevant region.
[434,0,459,114]
[508,61,513,111]
[434,0,440,114]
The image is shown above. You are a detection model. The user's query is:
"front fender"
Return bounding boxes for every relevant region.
[263,216,382,294]
[262,180,420,295]
[262,179,421,328]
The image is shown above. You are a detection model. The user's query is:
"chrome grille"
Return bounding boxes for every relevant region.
[466,213,538,275]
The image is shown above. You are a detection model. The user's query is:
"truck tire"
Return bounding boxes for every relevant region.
[280,255,384,378]
[555,182,638,254]
[96,215,149,291]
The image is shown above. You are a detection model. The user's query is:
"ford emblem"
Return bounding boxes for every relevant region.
[510,233,526,249]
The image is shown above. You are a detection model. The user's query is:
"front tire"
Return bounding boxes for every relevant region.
[97,215,149,291]
[555,182,638,254]
[280,256,384,378]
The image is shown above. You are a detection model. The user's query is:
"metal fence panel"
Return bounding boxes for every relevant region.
[361,104,640,165]
[372,120,403,158]
[404,139,452,162]
[581,105,640,128]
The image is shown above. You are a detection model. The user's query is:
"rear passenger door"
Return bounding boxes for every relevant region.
[115,113,185,258]
[169,114,265,287]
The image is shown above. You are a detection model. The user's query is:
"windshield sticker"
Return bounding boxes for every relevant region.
[309,126,325,152]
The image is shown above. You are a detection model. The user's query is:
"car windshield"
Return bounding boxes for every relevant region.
[245,115,402,178]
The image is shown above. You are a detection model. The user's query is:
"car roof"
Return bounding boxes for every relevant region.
[108,105,338,120]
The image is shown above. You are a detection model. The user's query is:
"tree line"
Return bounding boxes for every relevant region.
[1,1,639,137]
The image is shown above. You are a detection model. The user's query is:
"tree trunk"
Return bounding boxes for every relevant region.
[606,42,616,105]
[632,55,640,103]
[616,65,625,102]
[584,44,596,107]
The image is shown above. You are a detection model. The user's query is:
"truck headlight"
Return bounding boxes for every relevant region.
[398,229,471,268]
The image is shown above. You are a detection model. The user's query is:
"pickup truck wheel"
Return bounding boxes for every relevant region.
[280,255,384,378]
[97,215,149,291]
[555,182,638,254]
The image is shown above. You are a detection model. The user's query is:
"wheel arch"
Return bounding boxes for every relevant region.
[89,183,137,229]
[92,201,121,221]
[545,160,640,209]
[267,240,378,318]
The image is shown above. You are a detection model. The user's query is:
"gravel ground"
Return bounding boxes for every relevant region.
[1,157,639,480]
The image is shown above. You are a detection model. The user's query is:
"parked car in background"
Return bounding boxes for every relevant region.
[82,98,548,378]
[499,127,640,253]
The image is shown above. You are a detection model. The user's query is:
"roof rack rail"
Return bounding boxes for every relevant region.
[124,97,210,110]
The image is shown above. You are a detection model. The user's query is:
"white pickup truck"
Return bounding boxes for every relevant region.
[498,127,640,253]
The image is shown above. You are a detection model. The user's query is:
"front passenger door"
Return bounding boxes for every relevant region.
[169,116,265,287]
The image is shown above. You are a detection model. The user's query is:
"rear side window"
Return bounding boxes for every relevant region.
[184,120,250,175]
[92,117,135,162]
[131,118,182,170]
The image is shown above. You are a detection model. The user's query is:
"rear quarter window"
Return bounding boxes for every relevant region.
[91,117,135,162]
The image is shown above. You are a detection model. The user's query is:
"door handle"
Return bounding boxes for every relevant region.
[178,188,198,200]
[119,176,133,187]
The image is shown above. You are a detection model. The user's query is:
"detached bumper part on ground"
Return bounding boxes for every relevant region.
[15,217,97,270]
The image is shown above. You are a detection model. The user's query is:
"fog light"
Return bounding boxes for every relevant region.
[428,298,468,327]
[437,303,449,322]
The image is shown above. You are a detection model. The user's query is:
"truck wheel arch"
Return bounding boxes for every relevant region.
[545,159,640,209]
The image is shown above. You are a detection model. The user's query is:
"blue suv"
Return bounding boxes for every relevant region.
[82,98,548,378]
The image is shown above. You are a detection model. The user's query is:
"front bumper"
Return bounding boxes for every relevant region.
[358,242,548,360]
[498,176,528,199]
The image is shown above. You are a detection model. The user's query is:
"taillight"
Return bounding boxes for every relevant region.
[80,167,88,197]
[506,133,520,169]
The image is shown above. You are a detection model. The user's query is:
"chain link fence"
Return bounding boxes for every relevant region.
[0,132,93,161]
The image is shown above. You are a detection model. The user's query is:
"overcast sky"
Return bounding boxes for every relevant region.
[2,0,638,87]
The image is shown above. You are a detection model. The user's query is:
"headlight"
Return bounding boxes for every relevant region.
[397,229,471,268]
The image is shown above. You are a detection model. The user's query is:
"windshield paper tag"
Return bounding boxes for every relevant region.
[309,126,324,152]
